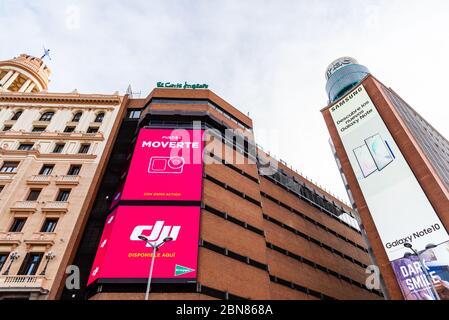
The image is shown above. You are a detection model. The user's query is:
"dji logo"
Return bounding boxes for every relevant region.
[130,221,180,246]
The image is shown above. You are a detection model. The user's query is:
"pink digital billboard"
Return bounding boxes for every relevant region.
[88,205,200,285]
[121,128,204,201]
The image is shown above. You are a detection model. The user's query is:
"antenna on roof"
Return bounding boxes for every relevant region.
[41,46,51,61]
[125,84,141,98]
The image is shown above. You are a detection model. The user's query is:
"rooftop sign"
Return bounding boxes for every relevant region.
[156,81,209,90]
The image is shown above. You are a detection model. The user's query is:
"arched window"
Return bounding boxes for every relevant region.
[72,112,82,122]
[39,112,54,122]
[94,112,105,123]
[11,110,23,121]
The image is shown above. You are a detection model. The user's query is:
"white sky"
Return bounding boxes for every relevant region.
[1,0,449,203]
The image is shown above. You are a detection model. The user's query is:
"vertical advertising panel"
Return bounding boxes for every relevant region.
[88,206,200,285]
[121,129,204,202]
[329,85,449,299]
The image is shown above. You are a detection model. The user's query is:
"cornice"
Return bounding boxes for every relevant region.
[0,131,105,141]
[0,92,122,106]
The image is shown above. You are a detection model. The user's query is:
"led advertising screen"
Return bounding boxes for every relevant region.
[391,241,449,300]
[88,205,200,285]
[329,85,449,299]
[330,85,449,261]
[121,128,204,202]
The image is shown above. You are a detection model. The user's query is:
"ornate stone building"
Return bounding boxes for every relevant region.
[0,54,126,299]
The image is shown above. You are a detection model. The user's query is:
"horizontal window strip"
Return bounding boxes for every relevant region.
[269,275,336,300]
[262,175,361,234]
[200,239,269,272]
[263,214,367,269]
[205,174,262,207]
[196,283,247,300]
[261,191,367,253]
[205,152,260,184]
[266,242,383,297]
[203,205,265,236]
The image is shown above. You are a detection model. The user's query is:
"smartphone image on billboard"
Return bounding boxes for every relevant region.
[365,134,394,171]
[353,144,378,178]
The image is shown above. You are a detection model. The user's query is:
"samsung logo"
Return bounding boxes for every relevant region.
[330,86,363,112]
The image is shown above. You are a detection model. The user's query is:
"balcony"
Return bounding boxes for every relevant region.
[55,175,80,185]
[10,201,38,214]
[41,201,69,214]
[27,175,51,185]
[0,173,14,183]
[24,232,56,248]
[0,275,48,294]
[0,232,23,247]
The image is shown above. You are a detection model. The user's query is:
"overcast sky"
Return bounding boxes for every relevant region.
[1,0,449,203]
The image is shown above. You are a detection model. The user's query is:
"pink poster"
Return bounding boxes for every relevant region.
[121,129,204,201]
[88,206,200,285]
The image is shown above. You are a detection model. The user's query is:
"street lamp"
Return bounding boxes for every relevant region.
[403,243,440,300]
[39,252,56,276]
[2,252,20,275]
[138,235,173,301]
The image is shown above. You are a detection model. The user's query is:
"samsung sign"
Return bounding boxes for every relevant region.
[329,84,449,262]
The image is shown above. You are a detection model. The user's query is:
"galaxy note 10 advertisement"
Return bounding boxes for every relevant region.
[121,128,204,201]
[87,206,200,285]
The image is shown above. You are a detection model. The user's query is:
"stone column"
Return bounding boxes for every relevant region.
[19,79,32,92]
[2,72,20,91]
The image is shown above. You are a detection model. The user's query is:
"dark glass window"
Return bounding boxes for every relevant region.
[56,189,71,202]
[53,143,65,153]
[18,253,43,276]
[0,162,19,173]
[78,144,90,154]
[72,112,82,122]
[127,109,141,119]
[11,110,23,121]
[64,126,75,133]
[9,218,26,232]
[18,143,34,151]
[32,126,46,132]
[41,218,58,233]
[39,112,54,121]
[2,125,12,131]
[0,253,8,273]
[0,185,4,193]
[87,127,98,133]
[26,189,42,201]
[67,165,81,176]
[39,164,54,175]
[94,112,104,123]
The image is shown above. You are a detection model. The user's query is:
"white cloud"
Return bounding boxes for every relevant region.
[1,0,448,203]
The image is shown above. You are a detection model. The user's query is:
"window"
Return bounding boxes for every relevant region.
[86,127,98,134]
[0,185,4,194]
[56,189,71,202]
[67,165,81,176]
[26,189,42,201]
[53,143,65,153]
[127,109,141,119]
[11,110,23,121]
[9,218,26,232]
[78,144,90,154]
[0,253,8,273]
[41,218,58,233]
[32,126,46,132]
[0,162,19,173]
[18,143,34,151]
[18,253,43,276]
[3,125,12,131]
[39,164,54,175]
[72,112,82,122]
[39,112,54,121]
[64,126,75,133]
[94,112,105,123]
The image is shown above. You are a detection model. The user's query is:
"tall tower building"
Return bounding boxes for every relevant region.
[64,85,382,300]
[0,54,126,299]
[321,58,449,300]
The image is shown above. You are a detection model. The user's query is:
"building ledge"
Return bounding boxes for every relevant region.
[55,175,79,185]
[0,232,23,247]
[0,130,104,141]
[41,201,69,214]
[27,175,51,185]
[0,275,48,294]
[10,201,38,214]
[24,232,56,249]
